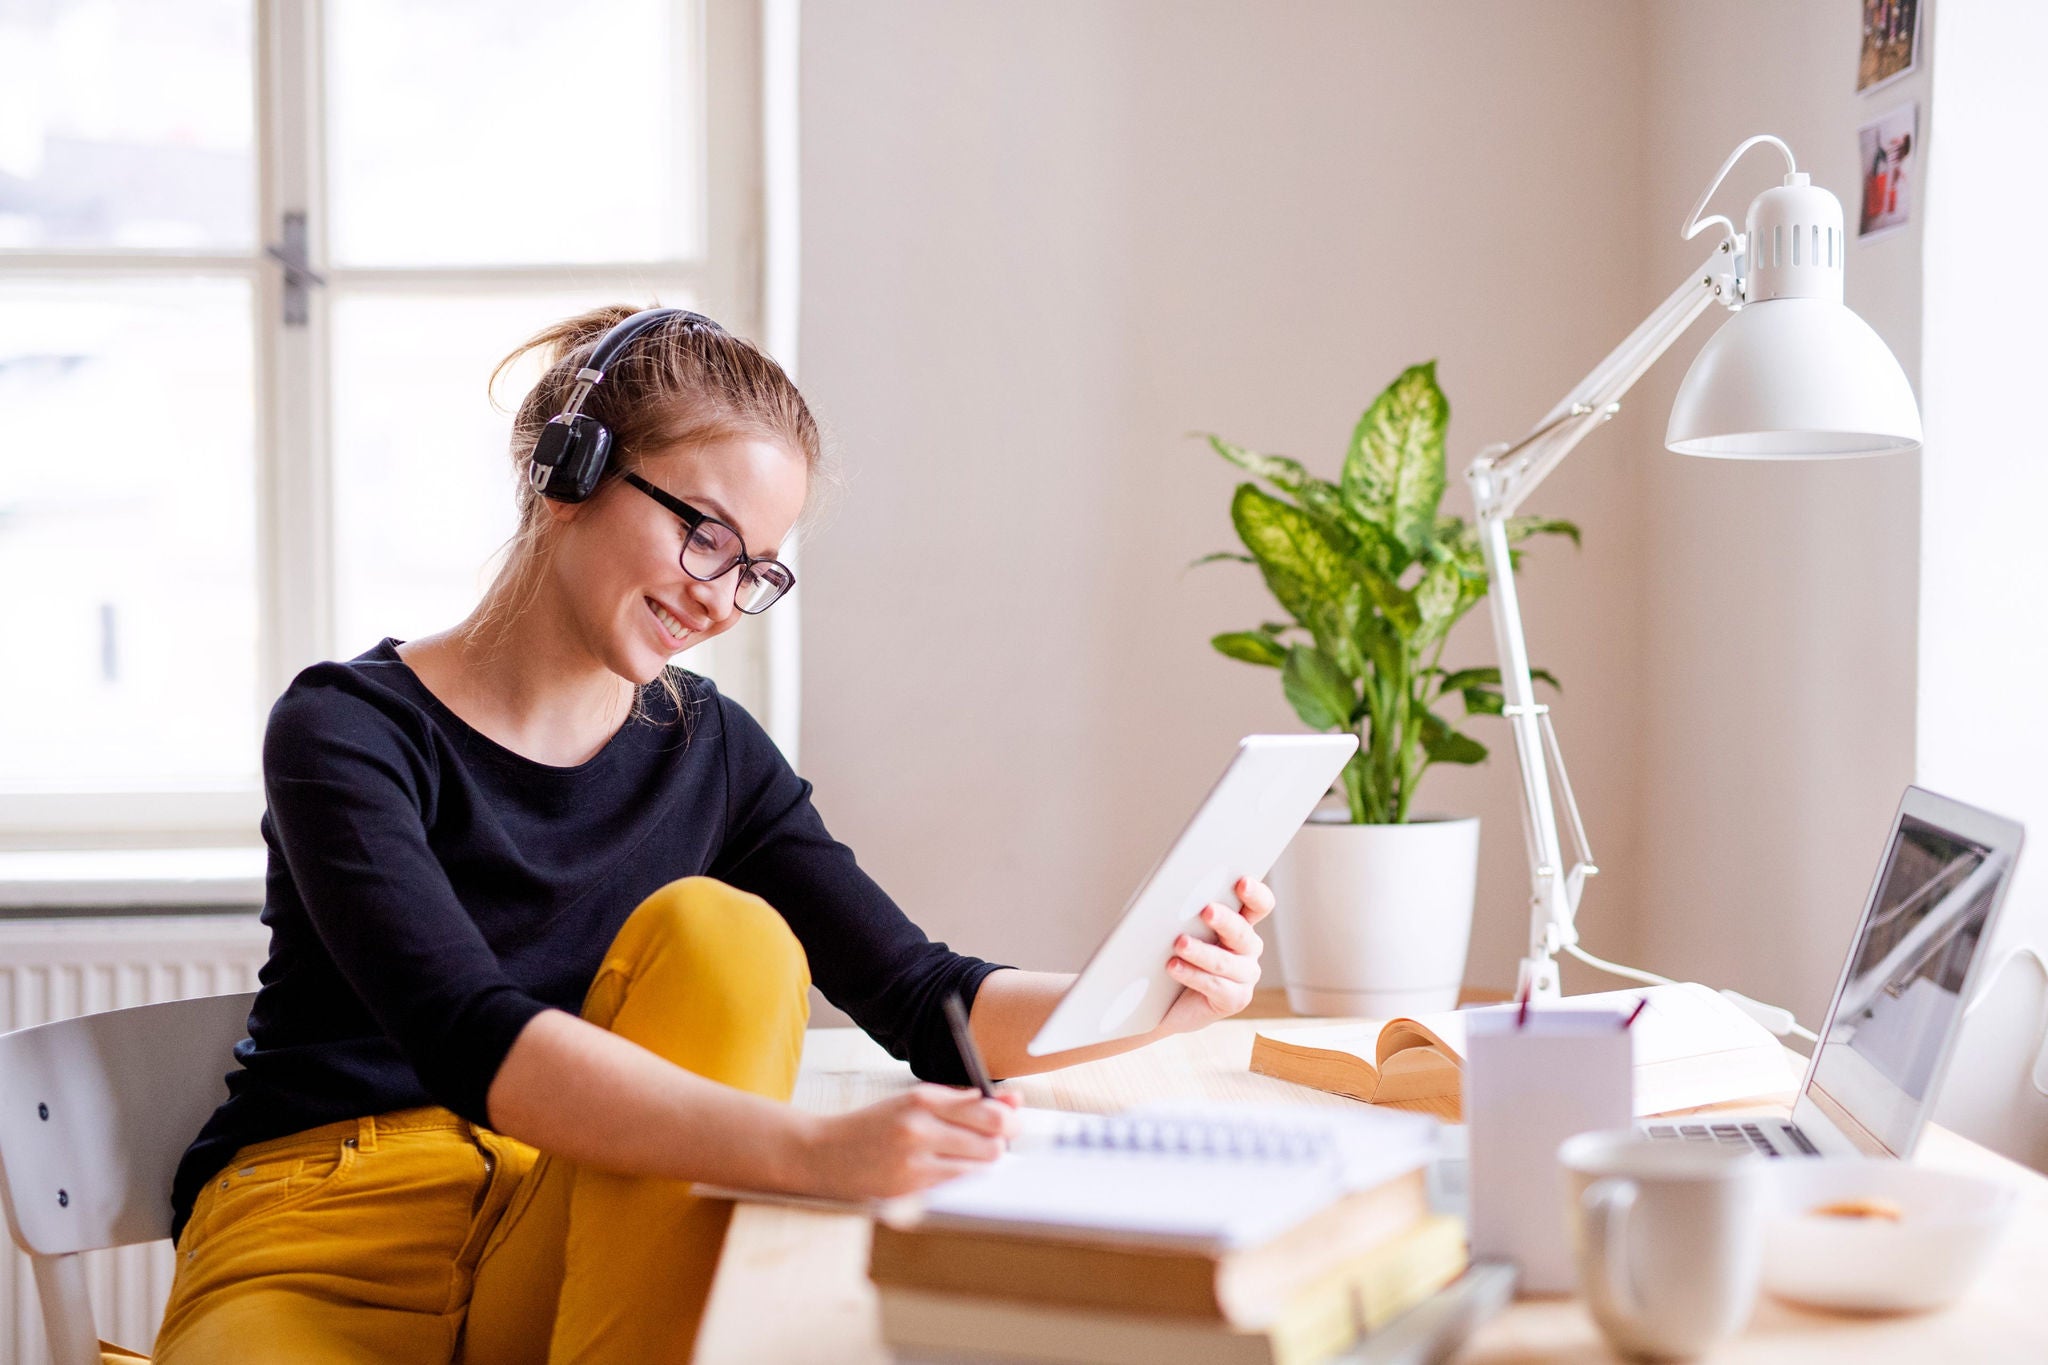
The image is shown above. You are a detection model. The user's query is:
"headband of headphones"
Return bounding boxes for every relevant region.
[526,306,720,503]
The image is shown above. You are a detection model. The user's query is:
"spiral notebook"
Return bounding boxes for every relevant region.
[901,1103,1441,1253]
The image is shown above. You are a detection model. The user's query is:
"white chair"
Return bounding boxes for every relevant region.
[0,992,256,1365]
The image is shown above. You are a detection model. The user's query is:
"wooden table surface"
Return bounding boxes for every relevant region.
[692,1016,2048,1363]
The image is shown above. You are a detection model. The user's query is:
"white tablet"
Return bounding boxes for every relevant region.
[1027,733,1359,1056]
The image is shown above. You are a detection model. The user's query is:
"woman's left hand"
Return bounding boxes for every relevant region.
[1157,876,1275,1035]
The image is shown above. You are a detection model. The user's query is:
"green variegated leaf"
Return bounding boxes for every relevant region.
[1202,366,1573,823]
[1435,666,1497,692]
[1188,550,1255,568]
[1281,645,1356,731]
[1299,480,1367,539]
[1505,515,1582,547]
[1208,435,1365,550]
[1211,631,1288,667]
[1420,710,1489,764]
[1206,435,1317,492]
[1436,665,1561,693]
[1229,483,1356,626]
[1341,361,1448,564]
[1461,686,1505,716]
[1348,593,1403,684]
[1305,596,1365,680]
[1357,568,1419,635]
[1413,557,1483,647]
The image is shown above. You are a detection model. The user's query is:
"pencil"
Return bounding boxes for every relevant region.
[942,992,996,1098]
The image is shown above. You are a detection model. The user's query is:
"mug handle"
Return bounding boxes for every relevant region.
[1581,1176,1643,1323]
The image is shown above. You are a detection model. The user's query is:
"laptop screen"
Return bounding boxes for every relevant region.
[1805,806,2011,1155]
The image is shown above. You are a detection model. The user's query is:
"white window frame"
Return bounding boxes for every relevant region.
[0,0,796,855]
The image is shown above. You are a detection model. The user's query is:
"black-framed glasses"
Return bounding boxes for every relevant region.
[621,472,796,614]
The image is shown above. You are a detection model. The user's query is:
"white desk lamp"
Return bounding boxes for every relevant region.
[1467,135,1923,1002]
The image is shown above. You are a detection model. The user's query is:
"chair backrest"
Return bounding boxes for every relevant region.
[0,992,255,1256]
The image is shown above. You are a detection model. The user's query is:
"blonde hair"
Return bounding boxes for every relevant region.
[475,305,825,715]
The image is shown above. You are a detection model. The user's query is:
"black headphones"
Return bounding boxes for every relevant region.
[526,306,720,503]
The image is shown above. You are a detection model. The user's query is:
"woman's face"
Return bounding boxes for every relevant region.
[550,433,808,684]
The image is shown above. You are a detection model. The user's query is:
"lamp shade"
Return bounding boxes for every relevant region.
[1665,297,1923,458]
[1665,169,1922,458]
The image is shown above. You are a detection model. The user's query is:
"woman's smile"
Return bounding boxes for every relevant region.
[646,595,701,650]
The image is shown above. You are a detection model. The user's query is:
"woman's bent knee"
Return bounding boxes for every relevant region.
[583,879,812,1058]
[616,877,810,992]
[577,879,810,1099]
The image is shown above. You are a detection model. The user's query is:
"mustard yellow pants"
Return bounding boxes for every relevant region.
[142,877,811,1364]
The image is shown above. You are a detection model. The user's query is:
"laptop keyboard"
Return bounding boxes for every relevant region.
[1642,1120,1819,1158]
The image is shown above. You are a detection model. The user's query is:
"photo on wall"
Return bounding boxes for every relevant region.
[1857,103,1918,239]
[1858,0,1920,93]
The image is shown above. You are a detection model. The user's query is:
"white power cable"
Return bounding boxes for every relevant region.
[1680,132,1799,244]
[1562,942,1673,989]
[1562,942,1819,1043]
[1567,938,2048,1099]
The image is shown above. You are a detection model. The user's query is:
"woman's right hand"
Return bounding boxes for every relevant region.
[797,1085,1020,1200]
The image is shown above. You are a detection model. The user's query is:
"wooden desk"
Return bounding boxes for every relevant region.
[693,1020,2048,1362]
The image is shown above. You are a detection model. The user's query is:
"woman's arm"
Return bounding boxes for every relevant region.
[267,678,1013,1202]
[970,877,1276,1078]
[487,860,1272,1188]
[487,1009,1019,1200]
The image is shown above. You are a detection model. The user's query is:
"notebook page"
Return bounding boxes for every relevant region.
[1126,1100,1441,1191]
[914,1104,1437,1251]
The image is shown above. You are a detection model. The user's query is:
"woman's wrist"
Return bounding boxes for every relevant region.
[766,1105,828,1193]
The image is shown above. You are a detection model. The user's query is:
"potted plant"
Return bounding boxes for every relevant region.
[1199,361,1576,1015]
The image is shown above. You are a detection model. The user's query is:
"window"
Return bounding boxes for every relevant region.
[0,0,784,847]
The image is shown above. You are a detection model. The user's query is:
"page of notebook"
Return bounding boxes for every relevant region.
[912,1103,1439,1252]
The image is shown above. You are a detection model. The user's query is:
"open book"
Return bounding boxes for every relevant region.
[1251,983,1796,1119]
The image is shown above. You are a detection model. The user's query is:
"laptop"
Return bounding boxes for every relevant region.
[1642,786,2024,1159]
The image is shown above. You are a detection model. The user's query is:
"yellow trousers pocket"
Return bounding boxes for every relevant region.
[182,1128,358,1247]
[155,1111,507,1365]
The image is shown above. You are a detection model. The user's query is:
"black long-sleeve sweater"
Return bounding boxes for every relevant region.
[170,639,1004,1240]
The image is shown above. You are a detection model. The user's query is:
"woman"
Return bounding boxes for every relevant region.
[148,306,1277,1364]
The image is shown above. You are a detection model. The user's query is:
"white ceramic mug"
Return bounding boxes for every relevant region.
[1558,1130,1765,1361]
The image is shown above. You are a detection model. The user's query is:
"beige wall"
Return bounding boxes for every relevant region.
[795,0,1652,1011]
[1629,0,1927,1028]
[792,0,2048,1171]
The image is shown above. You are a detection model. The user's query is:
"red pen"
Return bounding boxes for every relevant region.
[1621,997,1650,1030]
[1515,980,1533,1030]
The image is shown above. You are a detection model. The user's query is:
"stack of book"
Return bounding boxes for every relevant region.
[868,1106,1461,1364]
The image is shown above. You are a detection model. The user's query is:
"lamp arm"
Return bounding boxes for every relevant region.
[1465,245,1736,999]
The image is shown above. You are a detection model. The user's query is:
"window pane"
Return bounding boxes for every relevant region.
[0,277,259,788]
[325,0,697,267]
[330,290,742,690]
[0,0,254,251]
[331,293,621,647]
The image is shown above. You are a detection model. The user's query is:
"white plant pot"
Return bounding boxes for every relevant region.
[1271,815,1480,1018]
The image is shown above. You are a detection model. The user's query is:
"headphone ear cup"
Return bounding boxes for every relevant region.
[528,414,613,503]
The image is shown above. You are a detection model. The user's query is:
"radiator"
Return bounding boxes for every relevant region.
[0,915,269,1365]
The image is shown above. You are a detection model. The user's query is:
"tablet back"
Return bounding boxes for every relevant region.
[1028,734,1357,1056]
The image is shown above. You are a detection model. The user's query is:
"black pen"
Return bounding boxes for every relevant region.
[942,992,996,1098]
